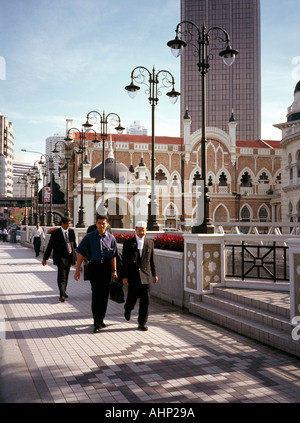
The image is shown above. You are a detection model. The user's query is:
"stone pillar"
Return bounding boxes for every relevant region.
[184,234,225,301]
[286,237,300,324]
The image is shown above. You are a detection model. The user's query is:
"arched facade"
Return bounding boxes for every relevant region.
[57,114,282,229]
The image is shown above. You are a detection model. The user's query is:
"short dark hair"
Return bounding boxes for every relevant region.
[61,216,72,224]
[96,214,108,222]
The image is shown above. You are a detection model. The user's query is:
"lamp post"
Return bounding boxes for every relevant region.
[82,111,124,215]
[65,126,98,228]
[21,149,56,226]
[31,162,42,224]
[52,140,73,218]
[125,66,180,230]
[39,155,55,226]
[39,161,47,226]
[17,175,29,225]
[168,22,238,233]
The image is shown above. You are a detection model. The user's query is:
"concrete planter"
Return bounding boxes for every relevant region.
[151,249,184,308]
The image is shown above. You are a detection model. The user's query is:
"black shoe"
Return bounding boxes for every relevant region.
[100,323,107,328]
[65,294,68,299]
[59,296,65,302]
[138,325,148,331]
[93,325,101,333]
[124,310,131,321]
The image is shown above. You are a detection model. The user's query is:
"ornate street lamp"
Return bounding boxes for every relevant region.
[17,175,29,225]
[82,111,124,215]
[65,126,98,227]
[21,149,56,226]
[52,140,73,218]
[38,155,55,226]
[168,22,238,233]
[125,66,180,230]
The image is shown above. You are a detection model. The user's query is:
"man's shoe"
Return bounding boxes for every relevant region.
[93,325,101,333]
[65,294,69,299]
[138,325,148,331]
[59,296,65,302]
[124,310,131,321]
[100,323,107,328]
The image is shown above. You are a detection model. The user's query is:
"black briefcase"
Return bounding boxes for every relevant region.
[110,280,124,303]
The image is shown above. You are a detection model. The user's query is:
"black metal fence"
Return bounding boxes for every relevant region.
[225,241,289,282]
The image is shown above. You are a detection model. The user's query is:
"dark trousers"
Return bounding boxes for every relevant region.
[57,264,71,298]
[88,261,112,326]
[125,283,150,326]
[33,237,41,256]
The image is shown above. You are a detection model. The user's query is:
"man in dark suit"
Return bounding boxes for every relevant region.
[74,215,118,333]
[42,217,77,302]
[122,221,158,331]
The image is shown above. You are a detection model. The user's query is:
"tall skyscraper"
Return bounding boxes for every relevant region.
[0,112,14,197]
[180,0,261,140]
[45,133,66,183]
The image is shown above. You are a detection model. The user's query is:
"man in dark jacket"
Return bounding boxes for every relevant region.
[74,215,118,333]
[122,221,158,331]
[42,217,77,302]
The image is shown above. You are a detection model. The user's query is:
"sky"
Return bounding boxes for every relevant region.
[0,0,299,165]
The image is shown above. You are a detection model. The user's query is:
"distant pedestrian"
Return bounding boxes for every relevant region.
[2,228,8,242]
[74,215,118,333]
[122,221,158,331]
[42,217,77,302]
[31,223,45,257]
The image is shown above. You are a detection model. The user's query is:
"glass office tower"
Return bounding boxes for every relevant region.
[180,0,261,141]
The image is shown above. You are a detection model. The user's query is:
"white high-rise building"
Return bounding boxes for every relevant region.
[45,133,66,182]
[126,121,148,136]
[0,112,14,197]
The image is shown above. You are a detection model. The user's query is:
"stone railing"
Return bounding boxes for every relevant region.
[20,225,300,322]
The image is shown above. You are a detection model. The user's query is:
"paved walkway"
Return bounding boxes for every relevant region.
[0,242,300,405]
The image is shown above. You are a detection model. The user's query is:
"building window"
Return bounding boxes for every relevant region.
[259,206,268,222]
[240,171,252,187]
[241,205,251,221]
[276,173,281,184]
[155,169,167,183]
[258,172,269,184]
[193,171,201,186]
[218,172,227,186]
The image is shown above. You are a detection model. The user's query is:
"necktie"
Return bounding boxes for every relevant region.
[65,231,72,254]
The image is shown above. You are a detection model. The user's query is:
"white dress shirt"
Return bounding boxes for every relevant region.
[136,235,144,257]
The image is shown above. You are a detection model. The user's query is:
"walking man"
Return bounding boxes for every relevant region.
[122,221,158,331]
[74,215,118,333]
[31,222,45,257]
[42,217,76,302]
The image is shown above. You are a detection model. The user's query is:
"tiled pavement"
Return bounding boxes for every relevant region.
[1,243,300,405]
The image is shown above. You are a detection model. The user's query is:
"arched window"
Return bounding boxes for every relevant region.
[214,205,229,222]
[240,172,252,187]
[172,175,178,186]
[259,206,268,222]
[218,172,227,186]
[166,203,176,217]
[193,171,201,186]
[258,172,269,184]
[155,169,167,183]
[241,205,250,221]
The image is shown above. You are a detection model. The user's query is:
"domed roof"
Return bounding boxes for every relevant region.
[294,81,300,94]
[90,156,136,184]
[287,81,300,122]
